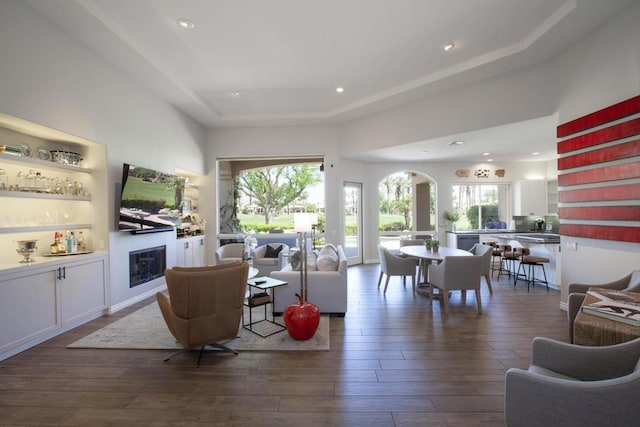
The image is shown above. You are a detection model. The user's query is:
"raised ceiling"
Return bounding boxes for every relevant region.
[24,0,636,161]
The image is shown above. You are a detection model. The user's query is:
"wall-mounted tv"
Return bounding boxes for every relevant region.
[118,163,184,234]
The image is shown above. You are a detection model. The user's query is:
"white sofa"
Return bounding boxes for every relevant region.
[271,244,348,316]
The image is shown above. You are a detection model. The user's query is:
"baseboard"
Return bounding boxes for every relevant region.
[108,284,167,314]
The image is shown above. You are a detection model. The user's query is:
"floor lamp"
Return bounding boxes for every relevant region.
[294,212,314,300]
[287,212,320,341]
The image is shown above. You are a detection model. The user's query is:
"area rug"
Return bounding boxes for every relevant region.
[68,302,329,351]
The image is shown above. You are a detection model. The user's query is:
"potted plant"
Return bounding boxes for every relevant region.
[443,210,459,231]
[429,239,440,252]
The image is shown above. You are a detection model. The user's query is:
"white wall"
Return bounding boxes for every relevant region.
[1,0,638,311]
[0,1,207,308]
[549,1,640,301]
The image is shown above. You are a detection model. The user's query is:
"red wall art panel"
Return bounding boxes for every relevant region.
[557,94,640,243]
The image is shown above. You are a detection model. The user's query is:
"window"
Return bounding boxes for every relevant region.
[451,184,510,230]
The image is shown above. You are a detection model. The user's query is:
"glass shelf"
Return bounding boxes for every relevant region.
[0,152,92,173]
[0,224,92,234]
[0,190,91,201]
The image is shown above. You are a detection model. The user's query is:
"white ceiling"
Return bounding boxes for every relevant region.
[25,0,637,162]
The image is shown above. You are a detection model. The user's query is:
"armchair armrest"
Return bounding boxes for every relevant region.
[567,274,631,295]
[530,337,640,380]
[505,367,640,427]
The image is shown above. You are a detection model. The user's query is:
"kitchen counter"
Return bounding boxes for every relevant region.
[446,230,516,235]
[490,233,560,244]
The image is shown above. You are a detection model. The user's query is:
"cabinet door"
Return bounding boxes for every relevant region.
[0,269,58,354]
[60,257,107,326]
[176,240,187,267]
[193,237,205,267]
[514,180,547,216]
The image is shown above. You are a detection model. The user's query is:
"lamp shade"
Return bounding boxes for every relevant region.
[294,212,314,232]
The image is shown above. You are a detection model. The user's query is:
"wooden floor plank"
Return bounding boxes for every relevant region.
[0,264,570,426]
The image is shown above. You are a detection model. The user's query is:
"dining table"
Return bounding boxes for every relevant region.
[399,245,472,296]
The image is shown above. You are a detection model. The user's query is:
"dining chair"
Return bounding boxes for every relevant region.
[399,238,427,282]
[377,244,418,294]
[427,255,483,314]
[469,243,493,294]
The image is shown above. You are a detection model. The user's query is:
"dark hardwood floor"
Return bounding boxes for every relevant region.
[0,263,569,426]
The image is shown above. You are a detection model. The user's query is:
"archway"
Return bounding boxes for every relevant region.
[378,170,436,250]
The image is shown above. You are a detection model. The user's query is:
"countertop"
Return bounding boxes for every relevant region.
[446,230,561,243]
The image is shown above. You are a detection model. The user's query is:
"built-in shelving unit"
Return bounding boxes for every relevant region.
[0,112,109,362]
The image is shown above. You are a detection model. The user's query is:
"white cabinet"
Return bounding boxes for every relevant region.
[176,236,206,267]
[547,180,558,215]
[0,252,108,361]
[59,255,108,325]
[513,180,547,216]
[0,113,109,362]
[0,266,58,357]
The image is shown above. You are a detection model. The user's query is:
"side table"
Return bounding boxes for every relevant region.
[243,276,288,337]
[574,290,640,346]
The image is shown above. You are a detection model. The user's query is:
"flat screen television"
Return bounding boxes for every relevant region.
[118,163,184,234]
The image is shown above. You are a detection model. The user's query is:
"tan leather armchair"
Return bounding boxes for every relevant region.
[156,261,249,366]
[428,255,483,314]
[567,270,640,343]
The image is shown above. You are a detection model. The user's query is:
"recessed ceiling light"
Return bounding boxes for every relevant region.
[487,159,493,162]
[230,91,241,97]
[443,42,455,51]
[531,152,540,156]
[482,152,490,156]
[447,140,464,146]
[177,18,195,29]
[336,87,344,93]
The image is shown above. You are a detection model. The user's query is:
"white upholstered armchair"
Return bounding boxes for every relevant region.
[214,243,244,265]
[505,336,640,427]
[252,243,289,276]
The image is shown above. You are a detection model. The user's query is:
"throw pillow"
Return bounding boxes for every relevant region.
[290,250,301,270]
[290,250,317,271]
[265,244,283,258]
[316,244,339,271]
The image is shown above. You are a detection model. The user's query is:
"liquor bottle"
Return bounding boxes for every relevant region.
[77,231,86,252]
[70,232,78,253]
[56,232,67,254]
[50,232,59,255]
[65,231,72,254]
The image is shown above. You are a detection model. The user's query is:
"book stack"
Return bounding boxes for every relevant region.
[582,288,640,326]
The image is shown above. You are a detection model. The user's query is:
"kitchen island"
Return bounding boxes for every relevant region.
[445,230,561,289]
[491,233,561,290]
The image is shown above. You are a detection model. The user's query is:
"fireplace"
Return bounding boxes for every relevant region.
[129,245,166,288]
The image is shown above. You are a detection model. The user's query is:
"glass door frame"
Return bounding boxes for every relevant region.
[343,181,363,266]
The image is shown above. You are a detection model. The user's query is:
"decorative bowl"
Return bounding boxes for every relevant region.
[16,239,38,263]
[50,150,82,166]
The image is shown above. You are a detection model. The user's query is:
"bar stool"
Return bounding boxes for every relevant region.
[488,241,503,278]
[514,247,549,291]
[497,244,519,281]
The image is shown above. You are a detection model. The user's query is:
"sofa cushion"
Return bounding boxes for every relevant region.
[290,250,317,271]
[265,244,284,258]
[316,244,339,271]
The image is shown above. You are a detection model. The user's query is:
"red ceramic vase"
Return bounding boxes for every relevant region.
[284,293,320,340]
